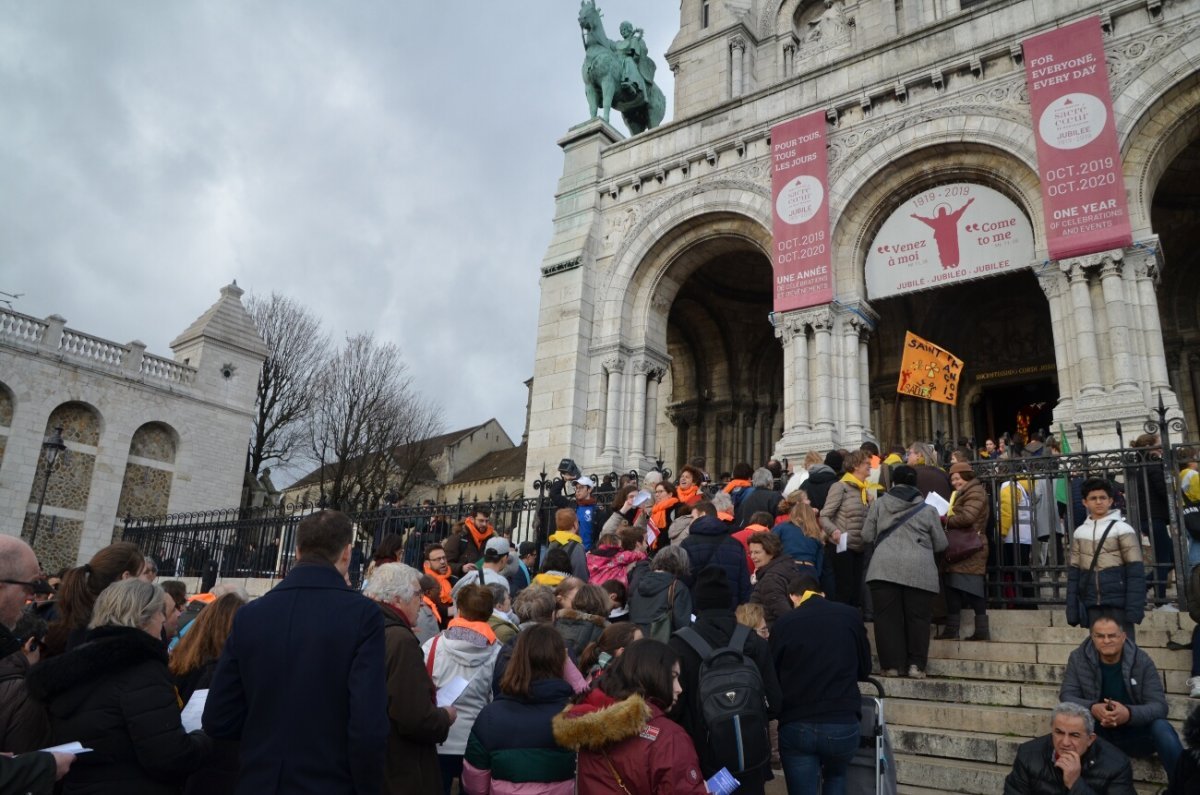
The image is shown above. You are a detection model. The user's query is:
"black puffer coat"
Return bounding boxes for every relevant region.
[1002,733,1132,794]
[26,626,210,794]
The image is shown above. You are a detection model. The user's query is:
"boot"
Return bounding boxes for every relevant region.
[935,615,960,640]
[964,615,990,641]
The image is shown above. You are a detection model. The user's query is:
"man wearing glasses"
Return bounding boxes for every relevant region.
[1060,612,1182,787]
[0,536,46,658]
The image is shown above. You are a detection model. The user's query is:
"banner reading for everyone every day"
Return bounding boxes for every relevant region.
[897,331,963,405]
[1023,16,1132,260]
[770,111,833,312]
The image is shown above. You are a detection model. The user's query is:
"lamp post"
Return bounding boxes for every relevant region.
[29,426,67,550]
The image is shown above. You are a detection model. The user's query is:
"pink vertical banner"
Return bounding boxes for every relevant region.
[1023,16,1132,260]
[771,111,833,312]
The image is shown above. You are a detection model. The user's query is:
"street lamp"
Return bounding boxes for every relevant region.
[29,426,67,550]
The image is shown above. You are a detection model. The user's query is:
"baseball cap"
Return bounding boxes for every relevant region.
[576,476,596,488]
[484,537,511,560]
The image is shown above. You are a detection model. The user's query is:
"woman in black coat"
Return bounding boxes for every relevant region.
[27,579,210,794]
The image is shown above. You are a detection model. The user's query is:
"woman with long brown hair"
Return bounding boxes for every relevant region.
[169,594,247,703]
[462,624,576,794]
[43,542,145,658]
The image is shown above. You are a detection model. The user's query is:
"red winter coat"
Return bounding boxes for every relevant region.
[551,689,706,795]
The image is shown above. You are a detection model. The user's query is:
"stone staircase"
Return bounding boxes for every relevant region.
[863,609,1196,795]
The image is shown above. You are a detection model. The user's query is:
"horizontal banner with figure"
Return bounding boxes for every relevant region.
[771,111,833,312]
[897,331,964,406]
[1023,15,1132,260]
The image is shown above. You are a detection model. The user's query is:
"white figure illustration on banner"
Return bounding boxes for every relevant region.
[910,198,975,268]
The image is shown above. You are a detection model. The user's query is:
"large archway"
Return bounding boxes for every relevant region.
[663,248,781,476]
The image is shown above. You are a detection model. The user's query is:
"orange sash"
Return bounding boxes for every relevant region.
[448,616,496,644]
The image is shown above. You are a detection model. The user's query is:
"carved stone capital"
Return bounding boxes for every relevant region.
[647,366,667,383]
[729,35,746,53]
[603,357,625,375]
[1036,266,1068,300]
[1099,253,1124,279]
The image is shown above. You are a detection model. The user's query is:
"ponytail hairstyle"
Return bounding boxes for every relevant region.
[578,621,641,675]
[44,542,144,657]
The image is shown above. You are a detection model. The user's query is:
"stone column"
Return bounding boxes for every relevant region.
[1038,265,1075,416]
[644,368,663,464]
[793,323,810,430]
[778,325,795,432]
[602,358,624,457]
[842,317,865,438]
[1065,261,1103,396]
[1098,254,1137,392]
[782,43,794,77]
[1131,254,1171,393]
[813,313,835,430]
[730,37,746,99]
[858,331,871,438]
[629,364,649,461]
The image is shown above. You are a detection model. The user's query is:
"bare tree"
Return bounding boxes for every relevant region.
[307,334,443,511]
[245,293,331,482]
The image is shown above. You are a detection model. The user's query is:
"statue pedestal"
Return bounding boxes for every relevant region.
[560,118,624,148]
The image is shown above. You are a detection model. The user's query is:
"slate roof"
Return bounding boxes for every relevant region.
[446,443,528,485]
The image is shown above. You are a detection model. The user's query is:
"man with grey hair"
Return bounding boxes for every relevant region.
[1004,702,1132,793]
[734,467,783,528]
[363,563,455,793]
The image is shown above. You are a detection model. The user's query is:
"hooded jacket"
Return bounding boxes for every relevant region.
[423,623,501,756]
[463,678,576,795]
[1065,510,1146,627]
[1002,732,1132,794]
[681,516,751,606]
[628,571,692,638]
[554,609,608,661]
[585,546,646,587]
[799,465,839,511]
[1059,637,1168,728]
[551,689,707,795]
[26,626,210,795]
[861,485,948,594]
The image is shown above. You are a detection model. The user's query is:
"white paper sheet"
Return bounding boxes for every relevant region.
[436,676,470,708]
[924,491,951,517]
[180,689,208,733]
[39,741,92,754]
[836,532,849,553]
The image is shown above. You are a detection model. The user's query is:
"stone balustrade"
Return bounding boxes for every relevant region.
[0,307,47,344]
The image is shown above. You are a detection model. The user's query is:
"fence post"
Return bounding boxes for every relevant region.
[1147,392,1190,614]
[532,465,552,547]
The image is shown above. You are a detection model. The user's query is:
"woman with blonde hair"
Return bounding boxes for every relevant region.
[773,500,834,593]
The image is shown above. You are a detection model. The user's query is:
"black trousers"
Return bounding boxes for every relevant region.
[833,549,865,607]
[869,581,934,671]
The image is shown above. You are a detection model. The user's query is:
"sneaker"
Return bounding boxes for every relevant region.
[907,665,926,679]
[1155,603,1180,613]
[1188,676,1200,698]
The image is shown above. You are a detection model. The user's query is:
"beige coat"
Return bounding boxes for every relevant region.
[820,480,870,552]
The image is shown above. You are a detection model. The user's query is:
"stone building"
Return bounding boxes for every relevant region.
[0,283,267,571]
[527,0,1200,483]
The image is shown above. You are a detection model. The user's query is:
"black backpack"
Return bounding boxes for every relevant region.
[676,624,771,774]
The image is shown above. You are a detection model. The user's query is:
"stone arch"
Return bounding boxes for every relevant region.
[114,421,179,543]
[830,136,1043,300]
[24,401,104,571]
[0,381,12,472]
[760,0,817,40]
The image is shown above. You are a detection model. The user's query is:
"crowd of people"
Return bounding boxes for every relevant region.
[0,436,1198,793]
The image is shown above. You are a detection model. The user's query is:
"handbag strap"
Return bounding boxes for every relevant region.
[425,633,439,677]
[1086,520,1118,576]
[602,750,633,795]
[874,503,929,548]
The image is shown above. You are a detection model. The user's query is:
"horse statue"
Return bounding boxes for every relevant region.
[578,0,666,135]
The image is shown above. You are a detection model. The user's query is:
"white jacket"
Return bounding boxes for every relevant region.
[422,628,500,755]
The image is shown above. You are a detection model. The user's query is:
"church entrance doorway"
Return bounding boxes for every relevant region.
[664,247,780,477]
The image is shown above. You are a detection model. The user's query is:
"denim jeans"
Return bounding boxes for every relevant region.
[1097,718,1182,784]
[778,720,861,795]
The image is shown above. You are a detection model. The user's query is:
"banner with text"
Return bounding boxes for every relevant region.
[865,183,1034,299]
[771,111,833,312]
[1024,15,1132,260]
[897,331,963,406]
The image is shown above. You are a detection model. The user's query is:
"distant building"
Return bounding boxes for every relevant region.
[281,418,521,507]
[0,283,267,571]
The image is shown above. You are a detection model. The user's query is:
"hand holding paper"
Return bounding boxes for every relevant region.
[924,491,951,517]
[436,676,470,708]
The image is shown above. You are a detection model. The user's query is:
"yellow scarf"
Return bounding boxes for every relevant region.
[840,473,883,504]
[797,590,823,606]
[947,490,958,517]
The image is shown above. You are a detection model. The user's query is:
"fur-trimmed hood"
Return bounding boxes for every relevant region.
[26,626,167,708]
[552,689,652,750]
[554,608,608,629]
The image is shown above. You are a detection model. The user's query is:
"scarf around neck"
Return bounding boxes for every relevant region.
[447,616,497,644]
[465,517,493,549]
[424,563,453,604]
[676,484,701,505]
[841,473,883,503]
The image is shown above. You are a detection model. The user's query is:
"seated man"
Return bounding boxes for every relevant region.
[1004,702,1132,793]
[1060,612,1182,785]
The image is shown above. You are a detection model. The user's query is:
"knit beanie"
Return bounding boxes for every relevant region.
[692,566,732,611]
[824,450,844,472]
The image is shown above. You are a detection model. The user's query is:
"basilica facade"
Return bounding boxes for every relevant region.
[525,0,1200,482]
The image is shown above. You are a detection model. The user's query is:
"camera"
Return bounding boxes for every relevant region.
[557,458,581,479]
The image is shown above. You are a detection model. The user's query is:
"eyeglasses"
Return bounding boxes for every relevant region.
[428,555,447,564]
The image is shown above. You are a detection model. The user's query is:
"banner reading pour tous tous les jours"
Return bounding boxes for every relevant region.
[771,111,833,313]
[1023,15,1132,260]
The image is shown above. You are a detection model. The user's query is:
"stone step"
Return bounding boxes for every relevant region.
[923,656,1066,684]
[888,724,1169,785]
[893,752,1161,795]
[865,675,1196,719]
[865,631,1192,670]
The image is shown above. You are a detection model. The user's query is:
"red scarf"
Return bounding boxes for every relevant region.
[423,563,453,605]
[448,616,497,644]
[464,518,493,549]
[676,484,701,505]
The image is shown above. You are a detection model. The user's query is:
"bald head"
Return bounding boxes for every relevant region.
[0,535,40,630]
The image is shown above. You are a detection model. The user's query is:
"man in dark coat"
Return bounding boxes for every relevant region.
[681,502,751,606]
[363,562,455,794]
[1004,702,1132,794]
[204,510,388,795]
[669,566,781,794]
[733,467,783,529]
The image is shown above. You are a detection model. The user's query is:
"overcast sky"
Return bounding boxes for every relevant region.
[1,1,680,462]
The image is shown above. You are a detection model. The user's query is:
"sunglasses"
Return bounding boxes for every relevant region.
[1,579,52,596]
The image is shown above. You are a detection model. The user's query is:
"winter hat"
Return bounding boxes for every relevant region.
[823,450,844,472]
[693,566,732,611]
[948,462,974,476]
[891,465,918,487]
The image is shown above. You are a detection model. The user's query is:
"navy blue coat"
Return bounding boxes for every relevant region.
[203,561,388,795]
[681,516,751,606]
